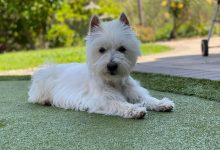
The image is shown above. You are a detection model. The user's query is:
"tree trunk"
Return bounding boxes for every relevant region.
[169,16,177,39]
[137,0,145,26]
[25,31,36,50]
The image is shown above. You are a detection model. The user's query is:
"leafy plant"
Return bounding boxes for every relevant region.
[155,24,173,41]
[134,25,155,42]
[47,24,74,47]
[161,0,190,39]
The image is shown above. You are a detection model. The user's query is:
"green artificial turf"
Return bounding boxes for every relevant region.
[0,80,220,150]
[132,72,220,102]
[0,44,171,71]
[0,122,6,128]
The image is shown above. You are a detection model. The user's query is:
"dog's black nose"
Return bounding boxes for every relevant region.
[107,62,118,72]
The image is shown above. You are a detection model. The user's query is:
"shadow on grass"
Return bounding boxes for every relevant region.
[132,72,220,102]
[0,75,31,81]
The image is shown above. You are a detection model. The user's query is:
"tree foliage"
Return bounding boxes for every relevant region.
[0,0,120,51]
[0,0,62,51]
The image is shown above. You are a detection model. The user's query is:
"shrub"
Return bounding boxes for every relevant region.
[155,24,172,41]
[134,25,155,42]
[47,24,74,47]
[177,22,210,37]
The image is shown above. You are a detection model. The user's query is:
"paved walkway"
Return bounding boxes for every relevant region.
[0,68,36,76]
[134,37,220,80]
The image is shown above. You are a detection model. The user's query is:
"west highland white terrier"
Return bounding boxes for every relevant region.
[28,13,174,119]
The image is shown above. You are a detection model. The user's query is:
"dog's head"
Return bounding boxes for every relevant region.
[86,13,140,81]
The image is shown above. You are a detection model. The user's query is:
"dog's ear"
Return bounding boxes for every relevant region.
[90,15,100,32]
[119,13,129,26]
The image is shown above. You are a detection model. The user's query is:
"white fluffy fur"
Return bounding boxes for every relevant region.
[28,14,175,119]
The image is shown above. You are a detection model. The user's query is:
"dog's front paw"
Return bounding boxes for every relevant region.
[154,98,175,112]
[124,107,147,119]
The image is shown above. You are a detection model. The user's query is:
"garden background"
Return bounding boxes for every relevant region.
[0,0,217,52]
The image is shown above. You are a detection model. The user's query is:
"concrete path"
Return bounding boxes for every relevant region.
[134,37,220,80]
[0,68,36,76]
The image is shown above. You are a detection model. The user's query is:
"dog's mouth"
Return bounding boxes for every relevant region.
[110,72,116,75]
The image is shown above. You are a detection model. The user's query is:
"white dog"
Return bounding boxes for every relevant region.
[28,13,174,119]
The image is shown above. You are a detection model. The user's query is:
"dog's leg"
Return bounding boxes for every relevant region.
[141,95,174,112]
[51,86,147,119]
[84,87,147,119]
[123,77,175,112]
[91,98,147,119]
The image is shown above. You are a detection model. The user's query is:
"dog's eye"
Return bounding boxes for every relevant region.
[118,46,126,53]
[99,47,106,54]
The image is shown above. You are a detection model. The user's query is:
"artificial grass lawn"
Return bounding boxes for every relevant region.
[0,80,220,149]
[132,72,220,102]
[0,44,171,71]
